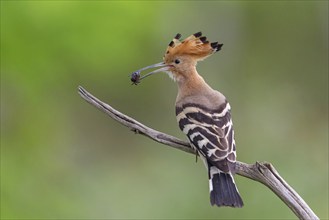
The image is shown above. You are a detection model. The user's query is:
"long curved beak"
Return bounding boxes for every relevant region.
[132,62,171,82]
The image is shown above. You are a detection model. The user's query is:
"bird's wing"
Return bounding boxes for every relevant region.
[176,102,236,173]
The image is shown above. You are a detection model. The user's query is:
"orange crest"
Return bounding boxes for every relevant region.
[163,32,223,63]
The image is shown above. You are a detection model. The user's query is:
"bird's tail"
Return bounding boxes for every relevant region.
[209,166,243,207]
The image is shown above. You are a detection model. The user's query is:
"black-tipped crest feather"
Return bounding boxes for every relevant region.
[217,43,224,51]
[174,33,182,40]
[211,42,218,49]
[200,36,207,43]
[193,31,202,38]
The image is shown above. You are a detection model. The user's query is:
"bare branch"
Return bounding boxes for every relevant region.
[78,86,319,220]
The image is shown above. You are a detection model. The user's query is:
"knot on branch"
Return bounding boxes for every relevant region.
[256,161,273,175]
[131,128,140,134]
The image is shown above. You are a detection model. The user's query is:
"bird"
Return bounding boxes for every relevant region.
[131,32,243,207]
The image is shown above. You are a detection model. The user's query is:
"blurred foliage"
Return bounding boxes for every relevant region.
[1,1,328,219]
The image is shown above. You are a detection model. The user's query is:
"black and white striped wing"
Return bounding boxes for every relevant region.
[176,101,236,173]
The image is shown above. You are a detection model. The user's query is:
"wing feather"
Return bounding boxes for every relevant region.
[176,101,236,173]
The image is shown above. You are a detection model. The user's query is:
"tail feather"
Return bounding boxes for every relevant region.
[209,167,243,207]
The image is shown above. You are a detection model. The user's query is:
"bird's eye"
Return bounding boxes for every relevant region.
[174,59,180,64]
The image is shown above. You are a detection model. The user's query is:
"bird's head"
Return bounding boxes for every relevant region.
[131,32,223,84]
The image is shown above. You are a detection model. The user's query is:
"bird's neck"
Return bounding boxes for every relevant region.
[176,68,213,102]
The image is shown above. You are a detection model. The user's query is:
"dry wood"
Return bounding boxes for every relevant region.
[78,86,318,220]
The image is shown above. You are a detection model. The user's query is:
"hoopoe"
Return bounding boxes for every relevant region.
[131,32,243,207]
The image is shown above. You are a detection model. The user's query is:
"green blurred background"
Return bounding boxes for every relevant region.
[1,1,328,219]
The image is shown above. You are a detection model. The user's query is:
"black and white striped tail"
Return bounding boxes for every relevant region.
[209,166,243,207]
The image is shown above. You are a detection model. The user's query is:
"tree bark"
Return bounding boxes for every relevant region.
[78,86,319,220]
